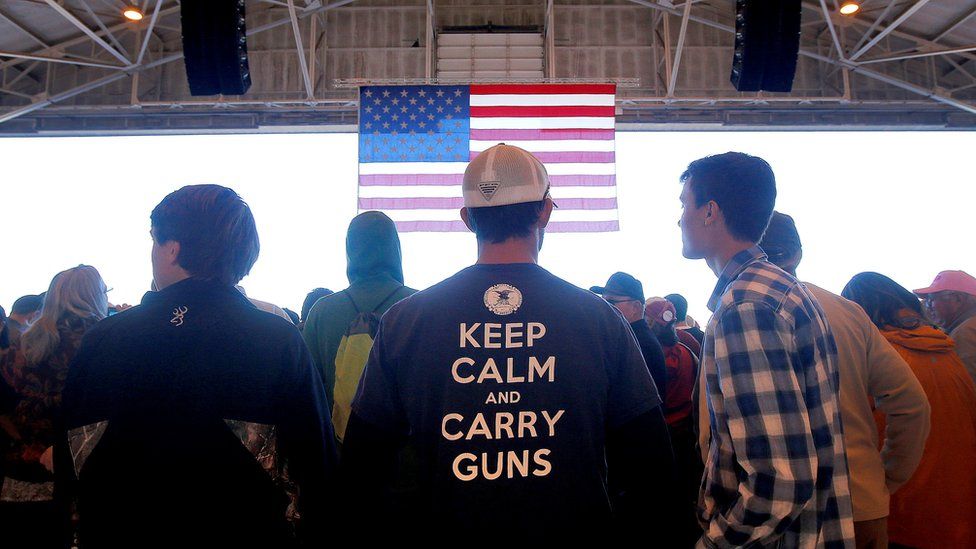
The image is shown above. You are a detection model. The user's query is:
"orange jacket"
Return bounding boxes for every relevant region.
[878,324,976,549]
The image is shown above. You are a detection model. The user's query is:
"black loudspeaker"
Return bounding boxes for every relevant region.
[181,0,251,96]
[731,0,802,92]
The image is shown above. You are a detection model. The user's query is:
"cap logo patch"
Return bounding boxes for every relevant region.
[484,284,522,316]
[479,180,500,202]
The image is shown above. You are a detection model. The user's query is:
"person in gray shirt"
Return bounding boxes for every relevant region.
[760,211,931,549]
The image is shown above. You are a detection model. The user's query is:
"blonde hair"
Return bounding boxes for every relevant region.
[21,265,108,365]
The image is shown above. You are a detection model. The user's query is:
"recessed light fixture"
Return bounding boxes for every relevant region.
[839,1,861,16]
[123,6,144,21]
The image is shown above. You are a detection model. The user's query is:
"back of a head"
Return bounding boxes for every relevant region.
[758,211,802,269]
[22,265,108,364]
[681,151,777,243]
[151,184,260,286]
[302,287,334,320]
[664,293,688,321]
[346,211,404,284]
[11,294,44,316]
[841,272,926,330]
[462,144,550,244]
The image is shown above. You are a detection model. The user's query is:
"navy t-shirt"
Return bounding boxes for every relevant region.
[351,263,661,534]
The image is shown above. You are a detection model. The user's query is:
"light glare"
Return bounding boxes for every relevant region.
[839,2,860,16]
[123,7,144,21]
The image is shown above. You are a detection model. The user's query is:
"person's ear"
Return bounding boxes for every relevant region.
[161,240,181,267]
[538,198,555,228]
[704,200,718,226]
[460,207,474,233]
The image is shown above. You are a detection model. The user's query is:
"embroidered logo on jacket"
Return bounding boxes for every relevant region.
[170,306,188,326]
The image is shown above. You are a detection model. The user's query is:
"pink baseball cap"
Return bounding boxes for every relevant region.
[913,270,976,297]
[645,297,677,327]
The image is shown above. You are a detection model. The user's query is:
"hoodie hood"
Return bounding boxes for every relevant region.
[882,323,957,353]
[346,211,404,285]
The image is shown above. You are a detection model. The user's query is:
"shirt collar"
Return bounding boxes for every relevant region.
[707,245,767,312]
[142,277,252,308]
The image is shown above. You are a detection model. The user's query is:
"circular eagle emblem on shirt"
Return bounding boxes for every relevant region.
[484,284,522,316]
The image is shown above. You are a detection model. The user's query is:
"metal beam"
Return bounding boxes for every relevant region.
[42,0,132,66]
[0,87,33,99]
[858,44,976,65]
[0,50,126,70]
[667,0,692,96]
[1,0,361,124]
[0,4,179,72]
[0,52,183,124]
[849,0,898,56]
[545,0,554,79]
[801,2,976,65]
[426,0,434,80]
[0,7,50,49]
[286,0,315,98]
[943,57,976,84]
[848,0,932,61]
[78,0,131,59]
[624,0,976,116]
[800,50,976,115]
[818,0,845,59]
[135,0,164,67]
[932,6,976,44]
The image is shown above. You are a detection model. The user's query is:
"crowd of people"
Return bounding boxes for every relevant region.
[1,144,975,548]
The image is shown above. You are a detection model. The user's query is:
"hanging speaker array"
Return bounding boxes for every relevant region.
[731,0,802,92]
[180,0,252,96]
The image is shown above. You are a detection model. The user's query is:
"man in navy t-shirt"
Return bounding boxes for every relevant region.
[342,144,675,542]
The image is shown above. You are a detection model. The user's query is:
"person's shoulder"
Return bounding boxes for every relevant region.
[81,304,144,340]
[240,302,301,335]
[957,314,976,333]
[307,290,349,315]
[804,282,871,324]
[718,261,797,313]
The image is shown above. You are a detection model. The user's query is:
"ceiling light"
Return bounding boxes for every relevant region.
[123,7,144,21]
[839,2,861,16]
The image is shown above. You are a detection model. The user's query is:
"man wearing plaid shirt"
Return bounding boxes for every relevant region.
[679,152,855,548]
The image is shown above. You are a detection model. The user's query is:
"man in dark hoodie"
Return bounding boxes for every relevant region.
[302,211,416,442]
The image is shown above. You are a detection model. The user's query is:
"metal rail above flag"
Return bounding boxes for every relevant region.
[357,83,618,233]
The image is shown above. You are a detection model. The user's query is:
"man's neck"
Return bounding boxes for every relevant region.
[156,272,192,291]
[706,240,754,277]
[476,236,539,265]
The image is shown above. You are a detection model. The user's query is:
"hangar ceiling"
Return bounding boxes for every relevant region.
[0,0,974,134]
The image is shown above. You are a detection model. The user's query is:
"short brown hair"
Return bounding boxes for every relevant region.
[150,184,260,285]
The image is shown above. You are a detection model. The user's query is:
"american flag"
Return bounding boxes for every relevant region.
[358,84,618,233]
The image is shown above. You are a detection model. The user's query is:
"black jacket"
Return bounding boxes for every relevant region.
[630,319,667,397]
[59,278,338,548]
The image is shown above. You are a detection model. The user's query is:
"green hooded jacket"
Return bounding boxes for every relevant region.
[302,212,416,411]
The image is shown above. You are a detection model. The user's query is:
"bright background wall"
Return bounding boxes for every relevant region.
[2,131,973,324]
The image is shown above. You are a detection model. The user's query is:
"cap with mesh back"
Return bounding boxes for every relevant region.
[463,144,550,208]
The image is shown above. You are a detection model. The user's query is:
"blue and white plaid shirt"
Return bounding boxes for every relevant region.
[698,246,855,548]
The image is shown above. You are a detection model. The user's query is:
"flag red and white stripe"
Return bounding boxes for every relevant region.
[358,83,618,233]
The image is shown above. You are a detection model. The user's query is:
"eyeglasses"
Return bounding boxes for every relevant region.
[605,297,638,305]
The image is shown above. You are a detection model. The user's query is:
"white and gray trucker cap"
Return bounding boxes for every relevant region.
[462,143,551,208]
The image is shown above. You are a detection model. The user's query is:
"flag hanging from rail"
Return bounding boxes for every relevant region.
[357,83,618,233]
